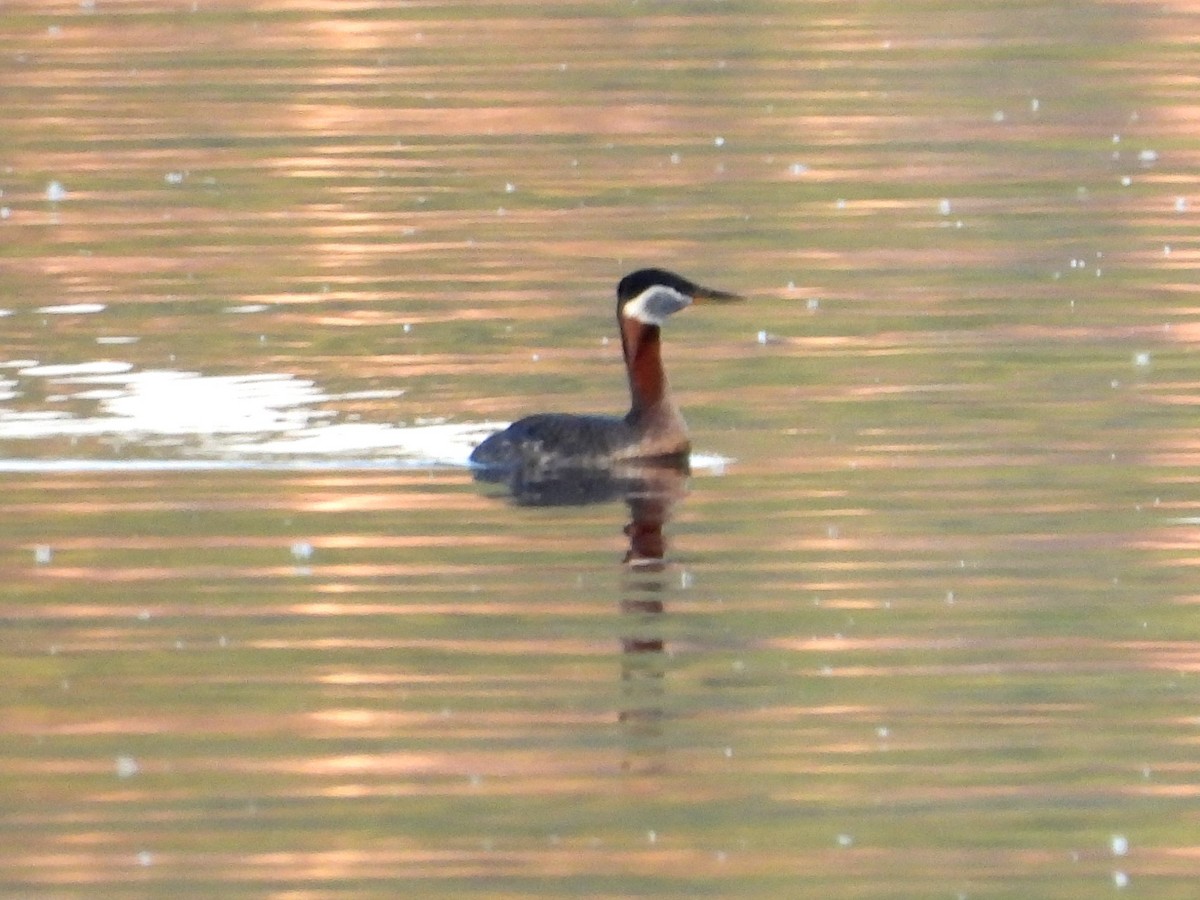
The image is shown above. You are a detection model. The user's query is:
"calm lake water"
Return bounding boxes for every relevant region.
[2,1,1199,896]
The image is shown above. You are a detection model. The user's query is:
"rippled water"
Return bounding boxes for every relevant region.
[3,1,1199,896]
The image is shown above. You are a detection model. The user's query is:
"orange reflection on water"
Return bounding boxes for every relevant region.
[1118,640,1200,673]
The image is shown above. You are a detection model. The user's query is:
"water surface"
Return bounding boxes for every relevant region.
[2,1,1199,896]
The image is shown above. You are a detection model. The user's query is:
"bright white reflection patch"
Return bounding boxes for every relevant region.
[18,361,133,378]
[0,360,503,467]
[690,452,731,474]
[35,303,107,315]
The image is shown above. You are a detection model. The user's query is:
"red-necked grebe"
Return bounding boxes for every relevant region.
[470,268,743,472]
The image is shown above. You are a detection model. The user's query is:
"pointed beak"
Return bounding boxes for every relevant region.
[690,284,745,305]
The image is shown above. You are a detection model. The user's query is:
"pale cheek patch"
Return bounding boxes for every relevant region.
[622,285,691,325]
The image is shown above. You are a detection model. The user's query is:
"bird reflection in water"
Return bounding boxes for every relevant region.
[473,458,687,773]
[616,463,685,774]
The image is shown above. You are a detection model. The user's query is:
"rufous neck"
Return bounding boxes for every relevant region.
[621,317,672,418]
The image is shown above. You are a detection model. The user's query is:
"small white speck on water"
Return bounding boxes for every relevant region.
[1113,871,1129,889]
[1138,148,1159,163]
[1112,133,1122,143]
[669,152,681,164]
[837,833,854,847]
[45,181,68,202]
[403,323,412,333]
[1133,352,1150,367]
[723,746,734,758]
[679,570,693,589]
[290,541,314,561]
[34,545,53,565]
[713,136,725,147]
[876,726,891,739]
[137,609,151,620]
[1030,97,1040,112]
[531,353,540,362]
[807,297,819,311]
[992,110,1005,122]
[938,198,952,215]
[1173,196,1188,212]
[835,198,847,209]
[136,851,154,868]
[468,773,482,787]
[115,756,140,779]
[1120,176,1132,187]
[757,329,769,345]
[647,829,658,844]
[1110,834,1129,856]
[504,182,516,193]
[1163,245,1171,255]
[164,171,185,184]
[789,162,808,176]
[946,590,955,605]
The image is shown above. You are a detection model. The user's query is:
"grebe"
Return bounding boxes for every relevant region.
[470,268,743,473]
